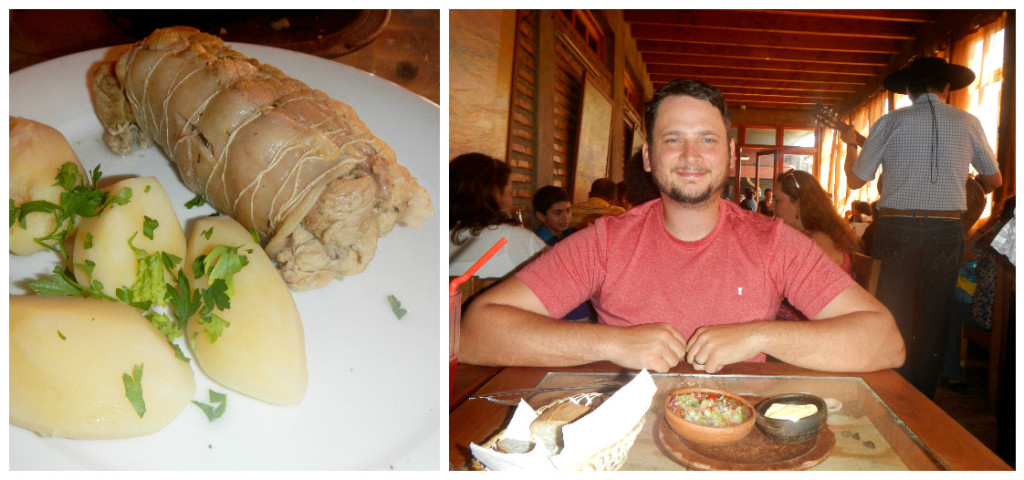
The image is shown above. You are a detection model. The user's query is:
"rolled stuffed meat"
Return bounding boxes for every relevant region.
[92,26,433,290]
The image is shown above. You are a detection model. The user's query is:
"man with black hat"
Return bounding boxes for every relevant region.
[841,57,1001,398]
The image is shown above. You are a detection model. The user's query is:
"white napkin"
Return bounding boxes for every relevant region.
[470,369,657,471]
[990,215,1015,266]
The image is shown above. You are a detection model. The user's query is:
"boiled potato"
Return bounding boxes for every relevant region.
[186,216,307,405]
[10,295,195,439]
[9,116,87,255]
[72,176,186,298]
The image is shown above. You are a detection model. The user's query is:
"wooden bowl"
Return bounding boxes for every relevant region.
[663,387,755,446]
[754,393,827,444]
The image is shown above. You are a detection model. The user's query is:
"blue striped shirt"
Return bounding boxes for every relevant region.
[852,93,998,211]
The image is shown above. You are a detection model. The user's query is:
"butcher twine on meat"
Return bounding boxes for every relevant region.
[92,26,433,290]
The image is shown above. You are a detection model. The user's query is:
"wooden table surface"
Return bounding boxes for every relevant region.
[449,361,1011,471]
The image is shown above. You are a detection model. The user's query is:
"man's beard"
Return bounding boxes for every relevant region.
[651,166,728,206]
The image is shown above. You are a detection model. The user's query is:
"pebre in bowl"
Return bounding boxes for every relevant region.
[663,387,755,446]
[754,393,827,444]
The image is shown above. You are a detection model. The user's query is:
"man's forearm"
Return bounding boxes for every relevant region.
[759,289,905,372]
[978,172,1002,193]
[460,301,608,367]
[458,278,689,372]
[844,147,867,190]
[759,311,904,372]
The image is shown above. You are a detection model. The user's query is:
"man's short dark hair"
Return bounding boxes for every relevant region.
[532,185,570,214]
[589,178,617,201]
[644,79,732,138]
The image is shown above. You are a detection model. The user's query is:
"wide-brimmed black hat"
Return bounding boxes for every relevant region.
[883,57,976,93]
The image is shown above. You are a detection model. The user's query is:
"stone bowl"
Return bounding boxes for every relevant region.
[663,387,756,446]
[754,393,828,444]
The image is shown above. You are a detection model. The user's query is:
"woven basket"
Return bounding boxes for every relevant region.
[473,392,645,471]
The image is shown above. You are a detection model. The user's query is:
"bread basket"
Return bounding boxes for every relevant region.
[472,392,646,471]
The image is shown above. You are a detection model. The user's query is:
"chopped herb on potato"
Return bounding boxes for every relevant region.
[9,163,131,259]
[122,363,146,418]
[30,262,116,302]
[142,216,159,240]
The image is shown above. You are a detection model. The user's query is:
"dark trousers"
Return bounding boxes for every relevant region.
[941,301,973,383]
[871,216,964,398]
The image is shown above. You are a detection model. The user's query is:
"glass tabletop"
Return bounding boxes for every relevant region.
[519,372,945,470]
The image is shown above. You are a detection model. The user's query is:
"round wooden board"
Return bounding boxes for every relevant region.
[656,416,836,470]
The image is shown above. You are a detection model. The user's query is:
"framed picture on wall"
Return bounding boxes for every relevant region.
[572,72,613,204]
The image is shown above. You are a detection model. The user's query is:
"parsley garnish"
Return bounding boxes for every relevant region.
[184,195,206,209]
[387,295,407,319]
[201,227,214,240]
[188,246,247,343]
[201,245,249,296]
[142,216,159,240]
[167,268,201,328]
[57,330,66,341]
[122,363,146,418]
[249,227,260,244]
[29,263,117,302]
[192,389,227,421]
[9,163,131,259]
[84,232,94,249]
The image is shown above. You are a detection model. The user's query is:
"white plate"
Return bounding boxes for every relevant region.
[9,43,440,470]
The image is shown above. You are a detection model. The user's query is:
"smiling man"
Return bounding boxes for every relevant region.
[460,79,905,374]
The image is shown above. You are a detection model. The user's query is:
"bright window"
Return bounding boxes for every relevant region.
[783,129,815,148]
[745,128,775,146]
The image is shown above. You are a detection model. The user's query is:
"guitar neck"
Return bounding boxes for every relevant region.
[820,117,866,147]
[813,105,866,147]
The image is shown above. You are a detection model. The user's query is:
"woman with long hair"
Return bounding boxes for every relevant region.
[773,169,863,321]
[773,169,863,270]
[449,153,546,279]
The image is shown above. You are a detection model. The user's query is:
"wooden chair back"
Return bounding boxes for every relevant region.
[960,255,1014,411]
[850,252,881,296]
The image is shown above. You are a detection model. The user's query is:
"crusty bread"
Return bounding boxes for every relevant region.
[529,401,593,455]
[496,437,534,454]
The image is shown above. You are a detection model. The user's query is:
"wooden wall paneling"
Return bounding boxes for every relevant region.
[506,11,540,221]
[552,31,586,199]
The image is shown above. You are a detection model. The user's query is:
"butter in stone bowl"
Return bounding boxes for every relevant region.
[754,393,827,444]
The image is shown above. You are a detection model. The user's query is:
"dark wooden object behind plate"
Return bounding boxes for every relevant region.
[106,10,390,58]
[656,395,836,470]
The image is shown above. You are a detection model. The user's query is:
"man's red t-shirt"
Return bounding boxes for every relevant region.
[516,198,854,347]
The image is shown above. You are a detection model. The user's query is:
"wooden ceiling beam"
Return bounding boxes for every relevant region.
[754,9,941,23]
[725,100,820,110]
[623,9,921,39]
[646,64,869,84]
[629,24,905,53]
[634,40,893,65]
[649,73,860,91]
[642,52,880,76]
